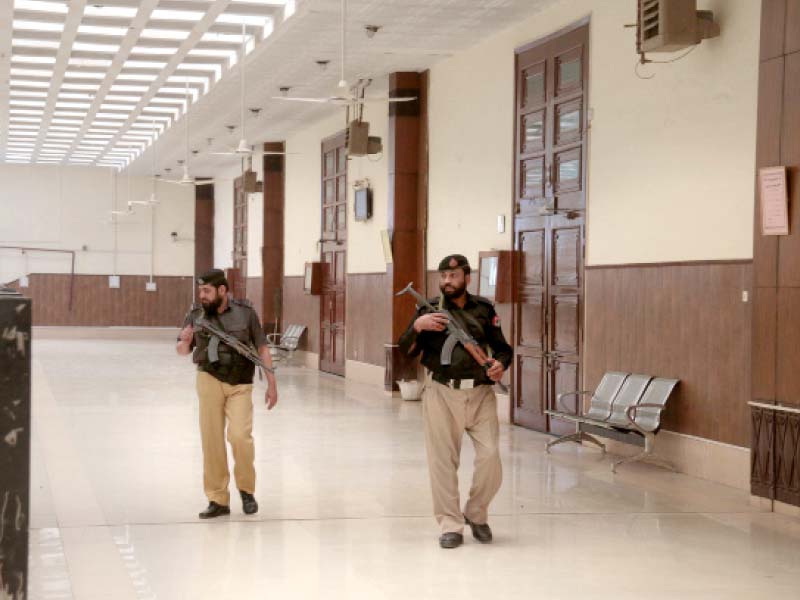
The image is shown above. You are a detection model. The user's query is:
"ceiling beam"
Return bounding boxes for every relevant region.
[59,0,161,165]
[93,1,235,170]
[29,0,87,162]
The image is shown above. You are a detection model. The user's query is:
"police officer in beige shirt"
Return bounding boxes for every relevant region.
[399,255,512,549]
[176,269,278,519]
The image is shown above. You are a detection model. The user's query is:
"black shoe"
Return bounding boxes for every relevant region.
[438,532,464,549]
[240,490,258,515]
[465,517,493,543]
[199,501,230,519]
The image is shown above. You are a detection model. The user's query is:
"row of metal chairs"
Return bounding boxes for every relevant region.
[545,372,679,473]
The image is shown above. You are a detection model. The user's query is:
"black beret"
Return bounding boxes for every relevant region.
[196,268,228,287]
[437,254,471,274]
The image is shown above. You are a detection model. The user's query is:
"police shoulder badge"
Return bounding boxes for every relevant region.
[492,314,501,327]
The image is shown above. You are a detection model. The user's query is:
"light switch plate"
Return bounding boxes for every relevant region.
[145,281,157,292]
[19,275,29,288]
[108,275,120,289]
[497,214,505,234]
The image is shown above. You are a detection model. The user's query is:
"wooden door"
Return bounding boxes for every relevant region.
[319,134,347,376]
[513,22,588,433]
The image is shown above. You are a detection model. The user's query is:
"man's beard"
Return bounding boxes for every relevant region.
[440,282,467,300]
[201,295,223,317]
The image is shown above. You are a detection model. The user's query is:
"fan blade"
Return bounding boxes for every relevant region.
[195,179,215,186]
[161,179,187,186]
[209,152,237,156]
[387,96,417,103]
[272,96,332,103]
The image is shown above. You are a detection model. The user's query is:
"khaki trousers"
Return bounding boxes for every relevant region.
[196,371,256,506]
[422,379,502,534]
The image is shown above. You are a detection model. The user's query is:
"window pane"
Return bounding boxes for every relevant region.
[337,205,346,230]
[325,151,334,176]
[324,207,335,232]
[522,111,544,153]
[522,159,544,198]
[337,176,346,203]
[337,147,347,172]
[557,52,581,92]
[523,66,545,106]
[325,180,335,205]
[557,105,580,142]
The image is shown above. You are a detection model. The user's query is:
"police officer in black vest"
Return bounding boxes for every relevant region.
[177,269,278,519]
[399,254,512,548]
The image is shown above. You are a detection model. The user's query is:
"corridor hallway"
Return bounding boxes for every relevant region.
[28,328,800,600]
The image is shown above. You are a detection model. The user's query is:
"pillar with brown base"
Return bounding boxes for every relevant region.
[387,72,428,390]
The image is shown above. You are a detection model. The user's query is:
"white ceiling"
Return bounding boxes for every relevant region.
[0,0,557,178]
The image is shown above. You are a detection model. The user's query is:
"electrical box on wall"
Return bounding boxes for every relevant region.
[477,251,514,304]
[304,262,323,295]
[108,275,120,289]
[145,281,157,292]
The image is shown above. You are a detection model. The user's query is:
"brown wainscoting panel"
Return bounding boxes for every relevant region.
[776,287,800,404]
[245,277,264,323]
[9,273,193,327]
[751,405,776,499]
[282,275,319,354]
[346,273,391,367]
[775,410,800,506]
[585,262,752,447]
[752,287,778,401]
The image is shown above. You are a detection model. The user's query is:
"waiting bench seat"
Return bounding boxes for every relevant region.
[266,324,306,363]
[545,372,679,473]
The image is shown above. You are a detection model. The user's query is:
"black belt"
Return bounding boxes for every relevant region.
[432,374,481,389]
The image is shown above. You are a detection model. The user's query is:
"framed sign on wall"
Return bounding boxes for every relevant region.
[759,166,789,236]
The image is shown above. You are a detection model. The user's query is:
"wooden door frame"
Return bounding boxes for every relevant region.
[319,130,348,375]
[511,17,590,427]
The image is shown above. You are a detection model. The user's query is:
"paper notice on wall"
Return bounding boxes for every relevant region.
[759,166,789,236]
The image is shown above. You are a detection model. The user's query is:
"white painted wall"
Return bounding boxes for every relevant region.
[284,104,390,277]
[212,162,240,271]
[0,164,194,285]
[427,0,760,267]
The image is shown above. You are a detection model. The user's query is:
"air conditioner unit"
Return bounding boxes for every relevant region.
[638,0,720,53]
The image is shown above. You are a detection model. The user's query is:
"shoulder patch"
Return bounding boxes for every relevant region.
[492,314,501,327]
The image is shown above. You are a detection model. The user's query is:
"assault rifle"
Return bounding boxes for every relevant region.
[193,316,275,376]
[396,283,508,393]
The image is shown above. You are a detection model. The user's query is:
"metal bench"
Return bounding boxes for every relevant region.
[545,372,679,473]
[266,324,306,363]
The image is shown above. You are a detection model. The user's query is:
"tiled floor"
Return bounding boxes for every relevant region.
[27,328,800,599]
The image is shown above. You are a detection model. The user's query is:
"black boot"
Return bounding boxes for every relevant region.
[240,490,258,515]
[199,501,230,519]
[438,532,464,549]
[465,517,492,543]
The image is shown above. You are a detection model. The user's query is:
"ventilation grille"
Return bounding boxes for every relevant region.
[640,0,661,42]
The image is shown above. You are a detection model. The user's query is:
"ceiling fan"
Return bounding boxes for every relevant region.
[272,0,416,107]
[210,24,291,159]
[163,81,214,187]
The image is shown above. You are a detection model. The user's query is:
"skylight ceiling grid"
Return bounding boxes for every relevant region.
[2,0,286,167]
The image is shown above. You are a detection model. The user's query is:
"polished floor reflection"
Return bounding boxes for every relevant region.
[28,328,800,599]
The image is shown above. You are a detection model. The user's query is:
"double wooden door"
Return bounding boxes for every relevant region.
[513,23,588,434]
[319,135,347,376]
